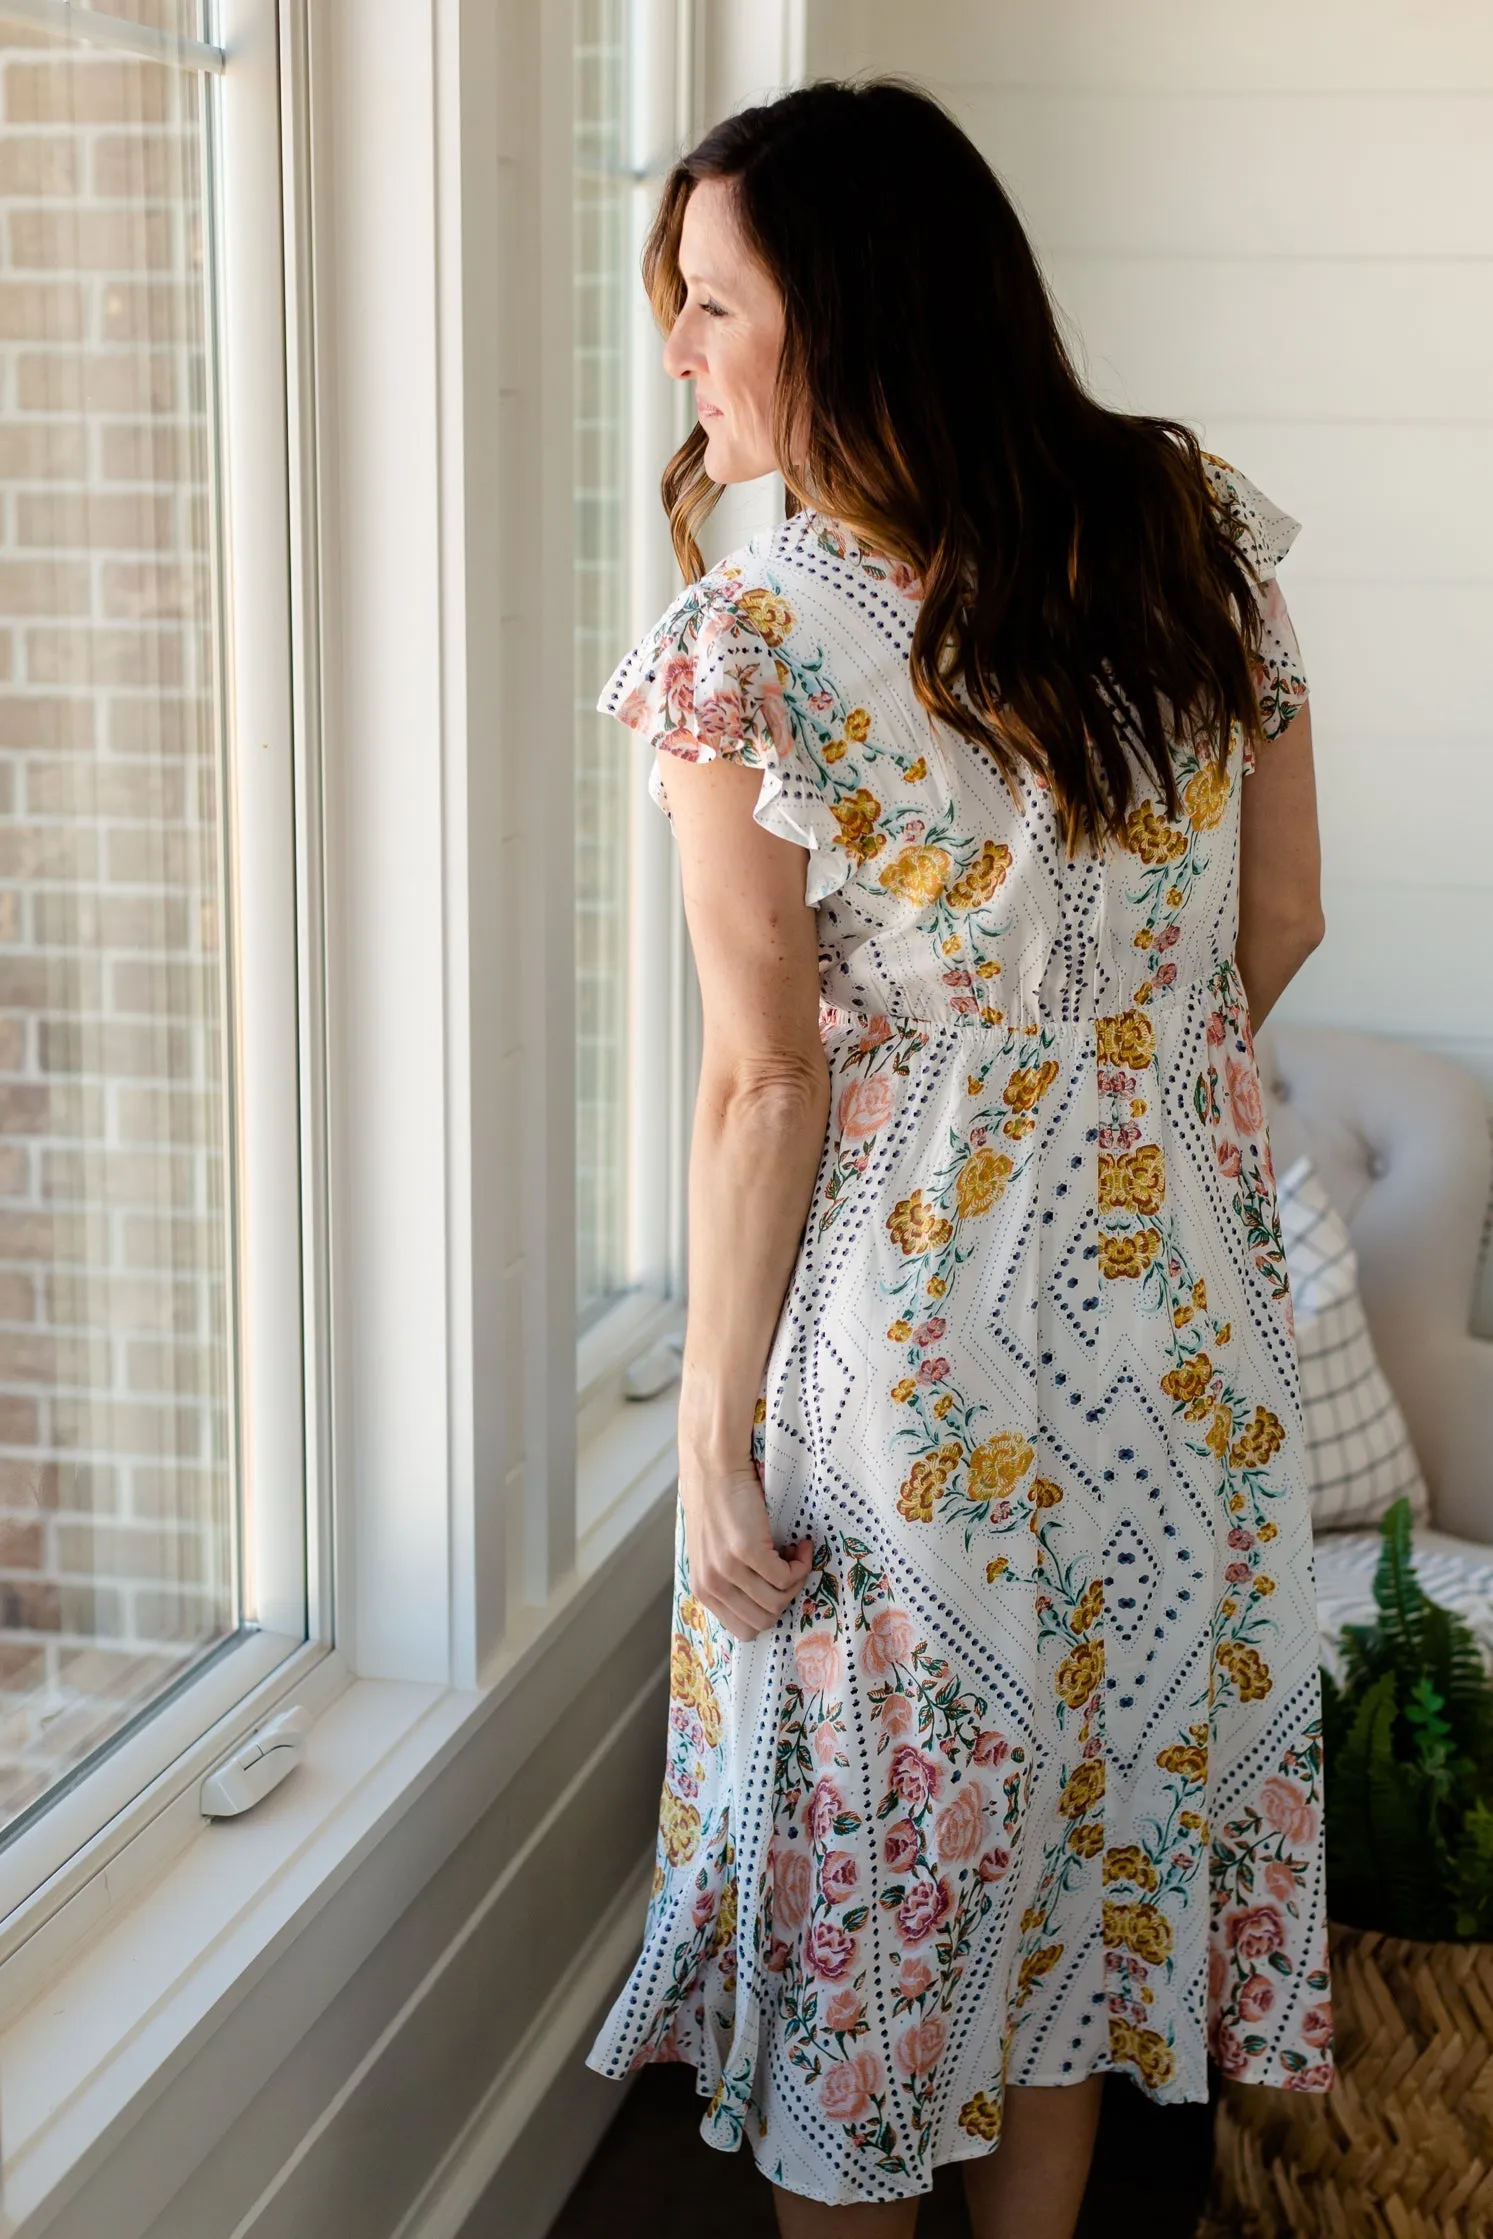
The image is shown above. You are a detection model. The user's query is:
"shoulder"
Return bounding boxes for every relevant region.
[1200,452,1301,583]
[598,538,798,765]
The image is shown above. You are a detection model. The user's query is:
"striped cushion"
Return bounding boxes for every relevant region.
[1278,1154,1431,1531]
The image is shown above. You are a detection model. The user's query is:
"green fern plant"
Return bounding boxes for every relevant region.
[1320,1496,1493,1941]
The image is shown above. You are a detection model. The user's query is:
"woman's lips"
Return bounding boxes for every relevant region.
[697,398,723,420]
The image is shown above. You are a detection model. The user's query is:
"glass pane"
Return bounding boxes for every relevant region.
[87,2,207,33]
[0,28,236,1834]
[573,0,631,1325]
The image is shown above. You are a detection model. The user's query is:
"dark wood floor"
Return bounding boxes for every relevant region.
[550,2063,1216,2237]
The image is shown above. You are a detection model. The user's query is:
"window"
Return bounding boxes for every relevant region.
[571,0,691,1353]
[0,0,309,1882]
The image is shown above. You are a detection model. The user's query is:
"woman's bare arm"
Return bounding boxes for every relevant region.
[1236,700,1326,1030]
[661,754,829,1640]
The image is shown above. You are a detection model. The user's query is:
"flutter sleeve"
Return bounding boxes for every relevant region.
[1202,455,1310,767]
[598,578,855,906]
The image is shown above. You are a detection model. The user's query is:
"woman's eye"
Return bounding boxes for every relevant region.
[701,297,728,319]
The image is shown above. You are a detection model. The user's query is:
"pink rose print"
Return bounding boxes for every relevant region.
[942,968,974,990]
[1212,2023,1249,2079]
[917,1356,951,1384]
[773,1847,813,1932]
[693,683,744,744]
[821,1849,860,1904]
[884,1818,920,1873]
[1205,1011,1227,1046]
[807,688,834,715]
[978,1847,1011,1882]
[863,1608,919,1681]
[764,1937,791,1974]
[912,1318,947,1346]
[1216,1139,1243,1179]
[973,1729,1010,1768]
[890,1745,942,1810]
[794,1632,843,1694]
[933,1780,987,1865]
[1226,1561,1251,1584]
[1264,1859,1298,1905]
[1208,1946,1227,2005]
[857,1015,893,1052]
[1228,1526,1254,1550]
[658,652,695,722]
[895,2015,946,2079]
[838,1075,895,1142]
[1237,1973,1276,2022]
[1154,959,1178,988]
[1260,1776,1318,1848]
[950,994,981,1016]
[809,1777,843,1845]
[1226,1054,1265,1138]
[1227,1904,1287,1962]
[898,1955,934,1997]
[824,1989,864,2033]
[818,2051,885,2122]
[813,1722,839,1766]
[1301,2003,1334,2049]
[805,1919,858,1981]
[1155,923,1181,951]
[897,1876,954,1945]
[881,1692,915,1737]
[1283,2063,1335,2093]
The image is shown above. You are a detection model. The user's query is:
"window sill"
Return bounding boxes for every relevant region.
[0,1411,677,2238]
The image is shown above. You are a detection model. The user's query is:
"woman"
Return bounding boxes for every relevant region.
[588,79,1332,2235]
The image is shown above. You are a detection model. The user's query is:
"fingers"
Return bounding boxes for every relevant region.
[692,1544,811,1641]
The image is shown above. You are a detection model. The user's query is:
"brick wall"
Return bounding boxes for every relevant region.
[0,23,234,1829]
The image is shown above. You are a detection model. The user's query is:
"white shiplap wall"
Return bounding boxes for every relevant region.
[807,0,1493,1084]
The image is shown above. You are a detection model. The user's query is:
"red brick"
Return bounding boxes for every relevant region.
[0,1638,45,1683]
[0,1272,36,1323]
[106,826,209,884]
[108,694,208,756]
[0,1015,24,1066]
[0,1578,58,1630]
[57,1582,127,1637]
[55,1520,206,1582]
[0,1080,105,1138]
[5,59,175,127]
[131,1587,226,1642]
[0,1208,104,1264]
[101,282,201,347]
[0,1392,40,1443]
[9,208,174,272]
[46,1269,197,1332]
[0,423,87,480]
[0,1459,57,1508]
[116,1085,221,1146]
[0,1516,42,1568]
[26,758,188,819]
[39,1017,193,1078]
[42,1147,196,1212]
[0,560,91,619]
[92,130,200,200]
[0,957,102,1010]
[120,1210,224,1271]
[0,824,98,879]
[25,627,184,688]
[0,281,86,342]
[0,136,78,196]
[15,489,177,548]
[32,889,191,948]
[100,420,206,484]
[109,956,212,1014]
[51,1394,204,1460]
[0,694,95,750]
[102,559,208,622]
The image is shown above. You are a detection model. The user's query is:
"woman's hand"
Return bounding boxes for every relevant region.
[680,1458,812,1641]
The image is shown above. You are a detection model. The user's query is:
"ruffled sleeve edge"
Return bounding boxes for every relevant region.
[1201,453,1301,585]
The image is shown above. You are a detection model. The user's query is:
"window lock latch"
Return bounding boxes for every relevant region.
[200,1703,312,1819]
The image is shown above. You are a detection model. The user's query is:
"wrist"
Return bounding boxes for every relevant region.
[677,1379,756,1475]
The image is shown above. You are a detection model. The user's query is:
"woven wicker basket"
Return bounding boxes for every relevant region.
[1201,1920,1493,2239]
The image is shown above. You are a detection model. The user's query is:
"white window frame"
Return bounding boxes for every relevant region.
[0,0,326,1956]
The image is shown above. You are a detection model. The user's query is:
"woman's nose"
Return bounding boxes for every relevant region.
[662,312,698,383]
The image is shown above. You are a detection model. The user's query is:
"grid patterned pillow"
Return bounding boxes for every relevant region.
[1277,1155,1431,1530]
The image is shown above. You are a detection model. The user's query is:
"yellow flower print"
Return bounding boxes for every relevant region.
[892,1376,917,1403]
[1258,1521,1279,1542]
[1160,1353,1213,1415]
[942,935,962,957]
[844,706,872,743]
[1214,1638,1273,1701]
[1122,800,1189,865]
[1003,1059,1060,1114]
[1173,1305,1193,1328]
[904,756,928,781]
[1110,2020,1176,2090]
[1058,1759,1106,1818]
[1003,1114,1036,1140]
[980,1006,1005,1028]
[933,1393,955,1419]
[830,787,884,864]
[947,839,1014,911]
[735,587,794,646]
[1229,1405,1287,1471]
[1193,1279,1208,1309]
[1216,1321,1232,1345]
[1032,1478,1064,1508]
[1156,1741,1208,1784]
[968,1431,1034,1505]
[823,738,848,763]
[927,1275,947,1299]
[659,1782,703,1866]
[1255,1575,1277,1596]
[1133,927,1154,950]
[1097,1144,1167,1216]
[887,1188,955,1256]
[1068,1819,1104,1858]
[652,1859,666,1897]
[955,1146,1015,1219]
[1103,1845,1160,1892]
[1134,981,1154,1005]
[1096,1227,1163,1280]
[987,1555,1010,1581]
[959,2092,1003,2142]
[1056,1637,1106,1709]
[887,1318,913,1342]
[712,1873,738,1952]
[1016,1945,1064,2001]
[1096,1010,1156,1070]
[896,1441,963,1523]
[1183,761,1231,832]
[1165,886,1185,908]
[879,843,952,905]
[1205,1403,1233,1458]
[1070,1577,1104,1634]
[1178,1810,1207,1835]
[1104,1899,1173,1964]
[976,958,1002,980]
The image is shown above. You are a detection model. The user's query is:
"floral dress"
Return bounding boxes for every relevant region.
[586,458,1333,2207]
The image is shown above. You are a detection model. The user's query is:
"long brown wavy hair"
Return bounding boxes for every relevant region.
[644,79,1267,851]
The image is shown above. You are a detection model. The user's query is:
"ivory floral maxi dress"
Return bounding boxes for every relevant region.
[587,459,1335,2206]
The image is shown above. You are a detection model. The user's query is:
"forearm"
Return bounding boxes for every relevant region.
[1235,909,1325,1031]
[678,1051,830,1470]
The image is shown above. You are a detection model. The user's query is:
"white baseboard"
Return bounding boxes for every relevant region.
[397,1857,652,2239]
